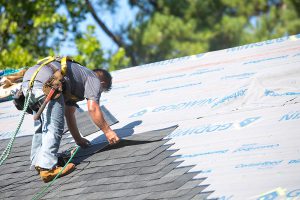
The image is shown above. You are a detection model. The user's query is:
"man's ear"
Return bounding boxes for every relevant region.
[100,81,109,92]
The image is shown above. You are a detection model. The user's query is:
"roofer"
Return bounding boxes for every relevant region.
[20,57,120,183]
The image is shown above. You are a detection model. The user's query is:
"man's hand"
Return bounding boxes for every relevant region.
[75,137,91,148]
[87,100,120,145]
[104,130,120,145]
[65,105,91,148]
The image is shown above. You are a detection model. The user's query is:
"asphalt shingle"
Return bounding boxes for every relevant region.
[0,125,210,199]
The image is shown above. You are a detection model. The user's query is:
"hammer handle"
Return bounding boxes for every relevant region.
[33,88,55,120]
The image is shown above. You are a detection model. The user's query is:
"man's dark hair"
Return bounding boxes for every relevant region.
[93,69,112,92]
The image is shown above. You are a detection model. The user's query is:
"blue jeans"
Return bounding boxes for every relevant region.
[23,83,65,169]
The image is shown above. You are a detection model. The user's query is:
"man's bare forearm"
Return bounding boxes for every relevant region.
[65,106,81,140]
[65,105,90,148]
[87,100,111,132]
[87,99,119,144]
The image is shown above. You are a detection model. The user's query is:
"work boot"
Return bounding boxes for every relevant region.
[38,163,75,183]
[57,156,70,167]
[35,166,41,174]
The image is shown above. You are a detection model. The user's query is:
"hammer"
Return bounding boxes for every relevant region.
[33,88,56,120]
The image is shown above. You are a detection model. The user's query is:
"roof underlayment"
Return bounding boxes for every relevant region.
[1,34,300,199]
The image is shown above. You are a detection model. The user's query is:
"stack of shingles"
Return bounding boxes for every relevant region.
[0,126,213,200]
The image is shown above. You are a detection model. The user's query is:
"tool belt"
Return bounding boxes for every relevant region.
[43,63,64,99]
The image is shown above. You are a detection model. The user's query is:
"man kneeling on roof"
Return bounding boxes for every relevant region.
[21,57,120,183]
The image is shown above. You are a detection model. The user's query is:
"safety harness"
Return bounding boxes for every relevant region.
[31,56,67,119]
[33,56,68,98]
[38,56,83,103]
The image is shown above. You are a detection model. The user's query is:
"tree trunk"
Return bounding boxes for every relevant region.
[85,0,137,66]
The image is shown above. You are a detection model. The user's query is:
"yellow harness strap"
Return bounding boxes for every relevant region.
[61,57,67,76]
[29,57,55,89]
[28,56,69,89]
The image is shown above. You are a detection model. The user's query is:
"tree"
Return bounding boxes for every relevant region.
[0,0,67,69]
[1,0,299,70]
[73,25,105,69]
[75,0,300,65]
[0,0,130,71]
[125,0,300,64]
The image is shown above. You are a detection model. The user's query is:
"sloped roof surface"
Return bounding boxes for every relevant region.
[0,126,211,200]
[1,34,300,199]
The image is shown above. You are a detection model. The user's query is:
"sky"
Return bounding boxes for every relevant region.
[58,1,137,58]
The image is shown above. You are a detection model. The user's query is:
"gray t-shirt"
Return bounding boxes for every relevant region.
[22,61,102,105]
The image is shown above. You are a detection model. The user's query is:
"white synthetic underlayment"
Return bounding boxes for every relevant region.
[1,34,300,199]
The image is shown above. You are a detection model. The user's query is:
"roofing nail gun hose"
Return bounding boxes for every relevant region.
[0,90,32,166]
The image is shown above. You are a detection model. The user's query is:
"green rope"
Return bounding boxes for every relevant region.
[0,90,32,166]
[31,146,80,200]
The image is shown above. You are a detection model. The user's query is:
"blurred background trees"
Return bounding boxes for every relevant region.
[0,0,299,70]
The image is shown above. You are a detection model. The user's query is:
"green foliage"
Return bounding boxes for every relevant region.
[0,45,33,69]
[0,0,67,69]
[0,0,127,71]
[73,25,130,71]
[129,12,209,64]
[108,48,131,71]
[73,25,105,70]
[240,0,300,44]
[128,0,300,64]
